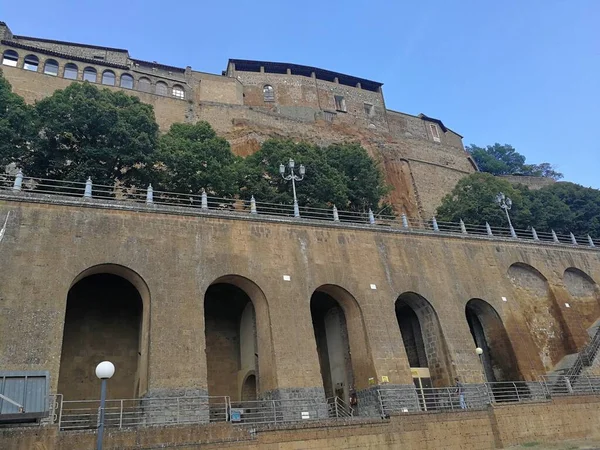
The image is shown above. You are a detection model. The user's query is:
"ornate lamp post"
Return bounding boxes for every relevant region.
[95,361,115,450]
[495,192,517,238]
[280,158,305,218]
[475,347,487,383]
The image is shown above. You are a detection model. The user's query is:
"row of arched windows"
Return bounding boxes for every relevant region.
[2,49,185,99]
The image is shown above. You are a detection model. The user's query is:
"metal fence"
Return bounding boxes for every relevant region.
[1,173,598,249]
[540,375,600,396]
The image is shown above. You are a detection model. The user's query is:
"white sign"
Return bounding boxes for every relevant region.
[283,275,291,281]
[502,297,508,302]
[370,284,377,290]
[565,303,571,308]
[301,411,310,419]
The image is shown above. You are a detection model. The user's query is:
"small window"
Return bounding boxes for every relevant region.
[43,59,59,76]
[64,63,78,80]
[83,67,97,82]
[364,103,374,117]
[172,85,185,99]
[24,54,39,71]
[334,95,346,112]
[138,77,151,93]
[155,81,168,96]
[324,111,336,123]
[430,124,441,142]
[120,73,134,89]
[2,50,18,67]
[263,85,275,102]
[102,70,115,86]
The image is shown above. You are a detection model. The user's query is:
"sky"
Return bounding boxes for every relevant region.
[1,1,598,188]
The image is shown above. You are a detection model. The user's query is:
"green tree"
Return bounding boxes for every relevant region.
[26,82,158,186]
[152,122,240,197]
[543,182,600,237]
[0,70,35,171]
[436,173,530,228]
[468,143,563,180]
[238,139,388,212]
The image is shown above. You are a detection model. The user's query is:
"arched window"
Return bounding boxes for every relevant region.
[263,85,274,102]
[172,85,185,99]
[2,50,18,67]
[43,59,59,76]
[83,67,97,82]
[24,54,39,71]
[64,63,78,80]
[120,73,134,89]
[138,77,151,93]
[155,81,168,96]
[102,70,115,86]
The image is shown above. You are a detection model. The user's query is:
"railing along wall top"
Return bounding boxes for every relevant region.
[1,173,598,249]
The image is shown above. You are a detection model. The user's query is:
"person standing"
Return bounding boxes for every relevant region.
[455,377,466,409]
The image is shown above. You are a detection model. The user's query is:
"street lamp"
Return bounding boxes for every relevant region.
[280,158,305,218]
[475,347,487,383]
[95,361,115,450]
[495,192,517,238]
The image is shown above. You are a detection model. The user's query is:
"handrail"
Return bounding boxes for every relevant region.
[1,173,598,249]
[567,326,600,377]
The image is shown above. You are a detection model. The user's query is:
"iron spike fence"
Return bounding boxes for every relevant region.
[0,174,598,249]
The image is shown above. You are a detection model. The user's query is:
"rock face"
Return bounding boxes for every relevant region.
[0,22,477,218]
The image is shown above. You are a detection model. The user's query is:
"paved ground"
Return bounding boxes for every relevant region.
[507,440,600,450]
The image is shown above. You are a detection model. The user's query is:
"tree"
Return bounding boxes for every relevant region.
[26,82,159,186]
[543,182,600,237]
[238,140,388,212]
[436,173,529,228]
[152,122,240,197]
[0,70,35,171]
[467,143,563,180]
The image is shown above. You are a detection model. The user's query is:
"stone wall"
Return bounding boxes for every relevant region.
[1,194,599,402]
[499,175,557,190]
[3,396,600,449]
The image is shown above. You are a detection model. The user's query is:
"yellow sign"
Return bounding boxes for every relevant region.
[381,376,389,383]
[368,377,375,385]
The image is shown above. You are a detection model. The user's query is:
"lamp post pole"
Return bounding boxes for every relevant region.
[96,361,115,450]
[495,192,517,238]
[475,347,486,383]
[280,159,306,218]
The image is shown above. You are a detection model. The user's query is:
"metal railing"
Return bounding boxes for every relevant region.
[566,326,600,378]
[1,173,598,249]
[326,396,354,418]
[228,397,330,424]
[540,375,600,396]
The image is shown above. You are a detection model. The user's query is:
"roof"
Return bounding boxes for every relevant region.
[12,35,128,53]
[418,113,463,138]
[228,59,383,92]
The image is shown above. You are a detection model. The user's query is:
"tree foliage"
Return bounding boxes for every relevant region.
[238,140,388,211]
[468,143,563,180]
[436,173,600,237]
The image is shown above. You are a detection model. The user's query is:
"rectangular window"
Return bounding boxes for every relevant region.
[364,103,374,117]
[334,95,346,112]
[324,111,336,122]
[430,124,441,142]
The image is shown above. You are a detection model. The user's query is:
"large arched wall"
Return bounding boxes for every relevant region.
[507,262,574,371]
[563,268,600,332]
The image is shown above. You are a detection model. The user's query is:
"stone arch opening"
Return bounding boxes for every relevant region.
[310,285,374,403]
[24,54,39,71]
[204,275,275,400]
[64,62,78,80]
[395,292,453,386]
[58,264,150,400]
[508,262,574,370]
[2,49,18,67]
[465,299,521,382]
[564,267,600,333]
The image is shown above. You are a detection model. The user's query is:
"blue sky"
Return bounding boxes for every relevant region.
[1,1,598,187]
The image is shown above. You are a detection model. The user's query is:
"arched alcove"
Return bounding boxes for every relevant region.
[395,292,452,386]
[508,262,574,370]
[310,284,374,403]
[465,299,521,382]
[203,275,275,400]
[564,268,600,332]
[58,264,150,400]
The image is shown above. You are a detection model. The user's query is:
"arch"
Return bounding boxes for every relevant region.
[102,70,116,86]
[395,292,453,386]
[43,59,59,76]
[23,54,39,71]
[120,73,134,89]
[58,264,151,400]
[172,84,185,99]
[508,262,574,369]
[241,373,257,401]
[564,267,600,332]
[2,49,18,67]
[465,299,521,382]
[155,81,168,96]
[263,84,275,102]
[204,275,276,399]
[138,77,151,93]
[310,284,374,402]
[63,63,78,80]
[83,66,97,82]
